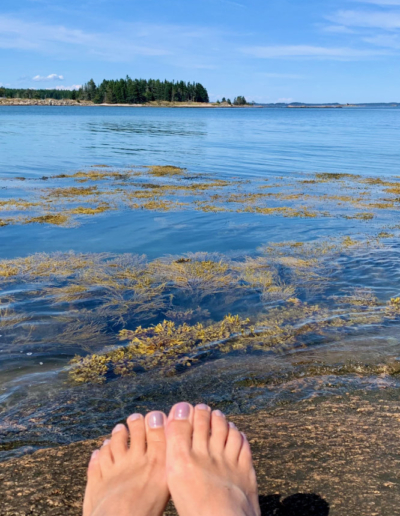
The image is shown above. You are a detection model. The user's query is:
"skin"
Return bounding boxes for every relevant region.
[83,412,169,516]
[84,402,260,516]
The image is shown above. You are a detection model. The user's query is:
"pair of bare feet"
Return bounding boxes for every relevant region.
[83,402,261,516]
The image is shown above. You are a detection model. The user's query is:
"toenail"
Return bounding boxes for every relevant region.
[173,402,191,420]
[213,410,225,417]
[112,424,125,434]
[128,413,142,422]
[196,403,210,411]
[229,422,237,429]
[102,439,110,447]
[91,450,99,460]
[148,411,164,428]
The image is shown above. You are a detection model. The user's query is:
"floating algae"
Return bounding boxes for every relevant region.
[1,164,399,229]
[1,232,398,384]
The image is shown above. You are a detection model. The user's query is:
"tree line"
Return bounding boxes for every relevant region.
[0,77,210,104]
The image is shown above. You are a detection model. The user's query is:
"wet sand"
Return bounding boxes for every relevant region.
[1,389,399,516]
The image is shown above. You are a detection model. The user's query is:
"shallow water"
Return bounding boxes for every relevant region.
[0,106,400,460]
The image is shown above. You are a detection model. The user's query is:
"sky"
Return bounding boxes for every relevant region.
[1,0,400,103]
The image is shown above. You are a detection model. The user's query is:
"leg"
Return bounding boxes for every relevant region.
[165,402,260,516]
[83,411,169,516]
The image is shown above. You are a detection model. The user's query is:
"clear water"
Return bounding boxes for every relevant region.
[1,106,400,459]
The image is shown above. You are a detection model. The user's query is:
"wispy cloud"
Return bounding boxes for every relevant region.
[52,85,82,90]
[0,15,173,60]
[363,34,400,46]
[322,25,356,33]
[33,73,64,81]
[241,45,389,59]
[330,10,400,29]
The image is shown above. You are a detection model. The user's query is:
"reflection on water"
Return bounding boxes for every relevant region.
[0,106,400,460]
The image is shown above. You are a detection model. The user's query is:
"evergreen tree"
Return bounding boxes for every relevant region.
[2,78,210,104]
[233,96,247,105]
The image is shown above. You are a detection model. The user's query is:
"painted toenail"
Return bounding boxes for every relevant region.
[128,413,142,422]
[196,404,209,411]
[213,409,225,417]
[112,424,125,434]
[148,411,164,428]
[174,402,191,420]
[229,422,237,429]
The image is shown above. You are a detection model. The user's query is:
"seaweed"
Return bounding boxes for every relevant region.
[147,165,185,177]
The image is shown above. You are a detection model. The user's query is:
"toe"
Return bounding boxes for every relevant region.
[127,413,146,456]
[166,402,194,458]
[209,409,229,455]
[109,423,129,460]
[145,411,167,460]
[98,438,114,471]
[83,450,102,516]
[192,404,211,454]
[225,422,243,462]
[238,432,253,469]
[87,449,102,480]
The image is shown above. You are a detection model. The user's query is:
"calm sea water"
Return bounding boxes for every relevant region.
[1,106,400,459]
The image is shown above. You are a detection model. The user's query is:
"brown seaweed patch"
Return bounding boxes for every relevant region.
[24,214,71,226]
[147,166,185,177]
[69,314,251,383]
[249,206,319,218]
[68,204,112,216]
[44,186,99,198]
[345,212,374,221]
[0,200,41,211]
[315,173,360,181]
[129,200,189,211]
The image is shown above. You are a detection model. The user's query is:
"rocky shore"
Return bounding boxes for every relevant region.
[0,98,94,106]
[1,389,399,516]
[0,99,257,108]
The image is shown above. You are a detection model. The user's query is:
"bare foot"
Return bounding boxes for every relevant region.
[165,402,260,516]
[83,411,169,516]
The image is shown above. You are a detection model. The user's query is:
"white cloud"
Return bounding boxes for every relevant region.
[241,45,389,59]
[51,84,82,90]
[330,10,400,29]
[33,73,64,81]
[364,34,400,46]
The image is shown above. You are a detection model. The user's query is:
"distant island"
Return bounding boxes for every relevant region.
[2,79,398,108]
[0,78,255,108]
[0,78,209,104]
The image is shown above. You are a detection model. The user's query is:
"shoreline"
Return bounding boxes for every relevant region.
[1,389,399,516]
[0,99,260,108]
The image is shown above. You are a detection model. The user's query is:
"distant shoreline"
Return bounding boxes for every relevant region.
[0,98,260,108]
[1,98,399,108]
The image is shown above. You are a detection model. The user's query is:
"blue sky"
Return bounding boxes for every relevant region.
[1,0,400,102]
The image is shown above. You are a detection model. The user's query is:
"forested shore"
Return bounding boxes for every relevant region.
[0,77,210,104]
